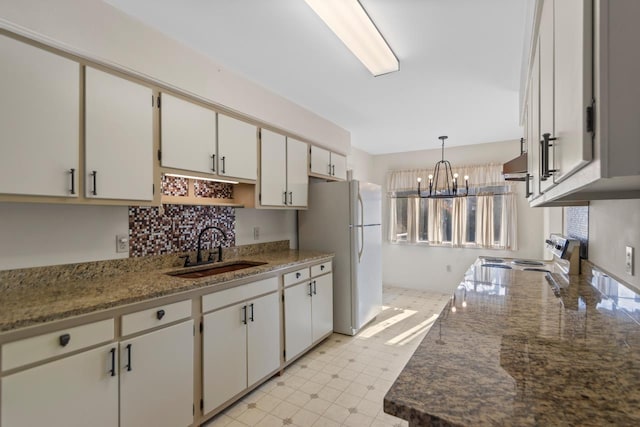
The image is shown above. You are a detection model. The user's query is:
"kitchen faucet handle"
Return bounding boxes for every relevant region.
[179,254,191,267]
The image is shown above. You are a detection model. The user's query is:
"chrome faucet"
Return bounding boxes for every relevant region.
[181,225,229,267]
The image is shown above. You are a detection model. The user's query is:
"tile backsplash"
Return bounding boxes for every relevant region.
[128,175,238,258]
[129,205,235,257]
[566,206,588,259]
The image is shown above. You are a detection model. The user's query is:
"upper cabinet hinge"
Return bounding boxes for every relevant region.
[157,94,161,108]
[200,399,204,412]
[151,95,154,107]
[157,150,162,161]
[586,100,595,133]
[259,193,262,202]
[152,183,155,195]
[199,321,203,333]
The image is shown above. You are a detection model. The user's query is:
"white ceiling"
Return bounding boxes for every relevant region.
[105,0,528,155]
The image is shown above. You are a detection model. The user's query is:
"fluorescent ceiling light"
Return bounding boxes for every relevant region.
[305,0,399,76]
[164,173,239,185]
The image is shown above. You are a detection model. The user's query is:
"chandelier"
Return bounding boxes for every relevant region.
[417,136,469,198]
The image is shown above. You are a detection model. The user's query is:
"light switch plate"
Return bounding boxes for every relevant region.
[253,226,260,240]
[626,246,634,275]
[116,234,129,253]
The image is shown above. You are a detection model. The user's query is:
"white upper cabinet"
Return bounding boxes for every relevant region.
[310,145,347,180]
[85,67,153,201]
[310,145,331,177]
[331,152,347,181]
[160,92,216,174]
[259,129,308,208]
[552,0,593,183]
[287,138,309,207]
[218,114,257,181]
[527,0,640,205]
[260,129,287,206]
[0,35,80,198]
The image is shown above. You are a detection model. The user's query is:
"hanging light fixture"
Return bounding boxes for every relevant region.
[417,136,469,198]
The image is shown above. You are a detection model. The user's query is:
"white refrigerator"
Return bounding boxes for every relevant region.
[298,180,382,336]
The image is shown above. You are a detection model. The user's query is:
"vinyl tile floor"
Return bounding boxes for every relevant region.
[204,286,451,427]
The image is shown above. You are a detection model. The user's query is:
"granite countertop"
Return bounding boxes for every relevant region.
[384,260,640,426]
[0,244,332,333]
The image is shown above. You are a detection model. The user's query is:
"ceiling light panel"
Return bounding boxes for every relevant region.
[304,0,399,76]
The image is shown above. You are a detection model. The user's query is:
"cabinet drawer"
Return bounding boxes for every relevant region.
[121,299,191,336]
[203,277,278,313]
[284,268,310,287]
[311,261,332,277]
[2,318,114,371]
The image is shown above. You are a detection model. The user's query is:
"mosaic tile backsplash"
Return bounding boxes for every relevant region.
[161,175,189,196]
[129,205,236,257]
[194,180,233,199]
[566,205,589,259]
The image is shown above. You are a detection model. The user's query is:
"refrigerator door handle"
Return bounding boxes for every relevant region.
[358,193,364,262]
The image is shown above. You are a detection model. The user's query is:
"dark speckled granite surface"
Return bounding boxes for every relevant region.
[384,260,640,427]
[0,241,332,332]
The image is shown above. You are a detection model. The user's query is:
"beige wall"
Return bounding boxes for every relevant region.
[0,203,129,270]
[347,147,375,183]
[370,140,545,293]
[0,0,349,153]
[235,209,298,249]
[589,199,640,288]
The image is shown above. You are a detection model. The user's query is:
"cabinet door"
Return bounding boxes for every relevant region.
[287,137,309,207]
[1,344,118,427]
[311,273,333,343]
[203,303,247,413]
[331,153,348,180]
[160,92,216,174]
[119,320,194,427]
[85,67,153,201]
[539,0,556,193]
[310,145,331,176]
[529,45,541,199]
[284,282,312,362]
[260,129,287,206]
[553,0,593,183]
[218,114,257,180]
[247,292,280,386]
[0,35,79,197]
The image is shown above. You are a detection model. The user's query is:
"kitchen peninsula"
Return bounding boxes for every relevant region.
[384,261,640,426]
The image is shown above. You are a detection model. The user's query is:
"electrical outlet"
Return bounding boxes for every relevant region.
[116,234,129,253]
[253,226,260,241]
[626,246,634,275]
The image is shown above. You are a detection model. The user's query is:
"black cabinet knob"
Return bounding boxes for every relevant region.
[296,272,301,278]
[156,309,166,320]
[320,265,325,271]
[59,333,71,347]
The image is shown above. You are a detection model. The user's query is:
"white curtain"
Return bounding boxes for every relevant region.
[387,163,518,250]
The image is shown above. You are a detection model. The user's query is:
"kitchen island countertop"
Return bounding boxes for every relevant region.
[384,260,640,426]
[0,245,332,333]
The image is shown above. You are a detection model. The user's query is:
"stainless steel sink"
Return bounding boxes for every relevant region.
[168,261,267,279]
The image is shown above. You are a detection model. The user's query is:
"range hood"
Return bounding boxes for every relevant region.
[502,138,528,181]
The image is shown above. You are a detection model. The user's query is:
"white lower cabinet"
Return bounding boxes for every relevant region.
[119,320,194,427]
[1,344,119,427]
[202,278,280,414]
[284,264,333,362]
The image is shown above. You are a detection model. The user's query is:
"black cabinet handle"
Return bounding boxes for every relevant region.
[288,191,293,205]
[90,171,97,195]
[249,303,254,322]
[156,309,165,320]
[313,280,317,295]
[308,282,313,297]
[332,164,335,176]
[296,272,301,279]
[59,333,71,347]
[211,154,216,172]
[283,191,287,205]
[525,173,532,198]
[327,163,332,175]
[109,348,116,377]
[320,265,325,271]
[242,305,247,325]
[221,156,226,174]
[69,168,75,195]
[541,133,557,179]
[125,343,132,371]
